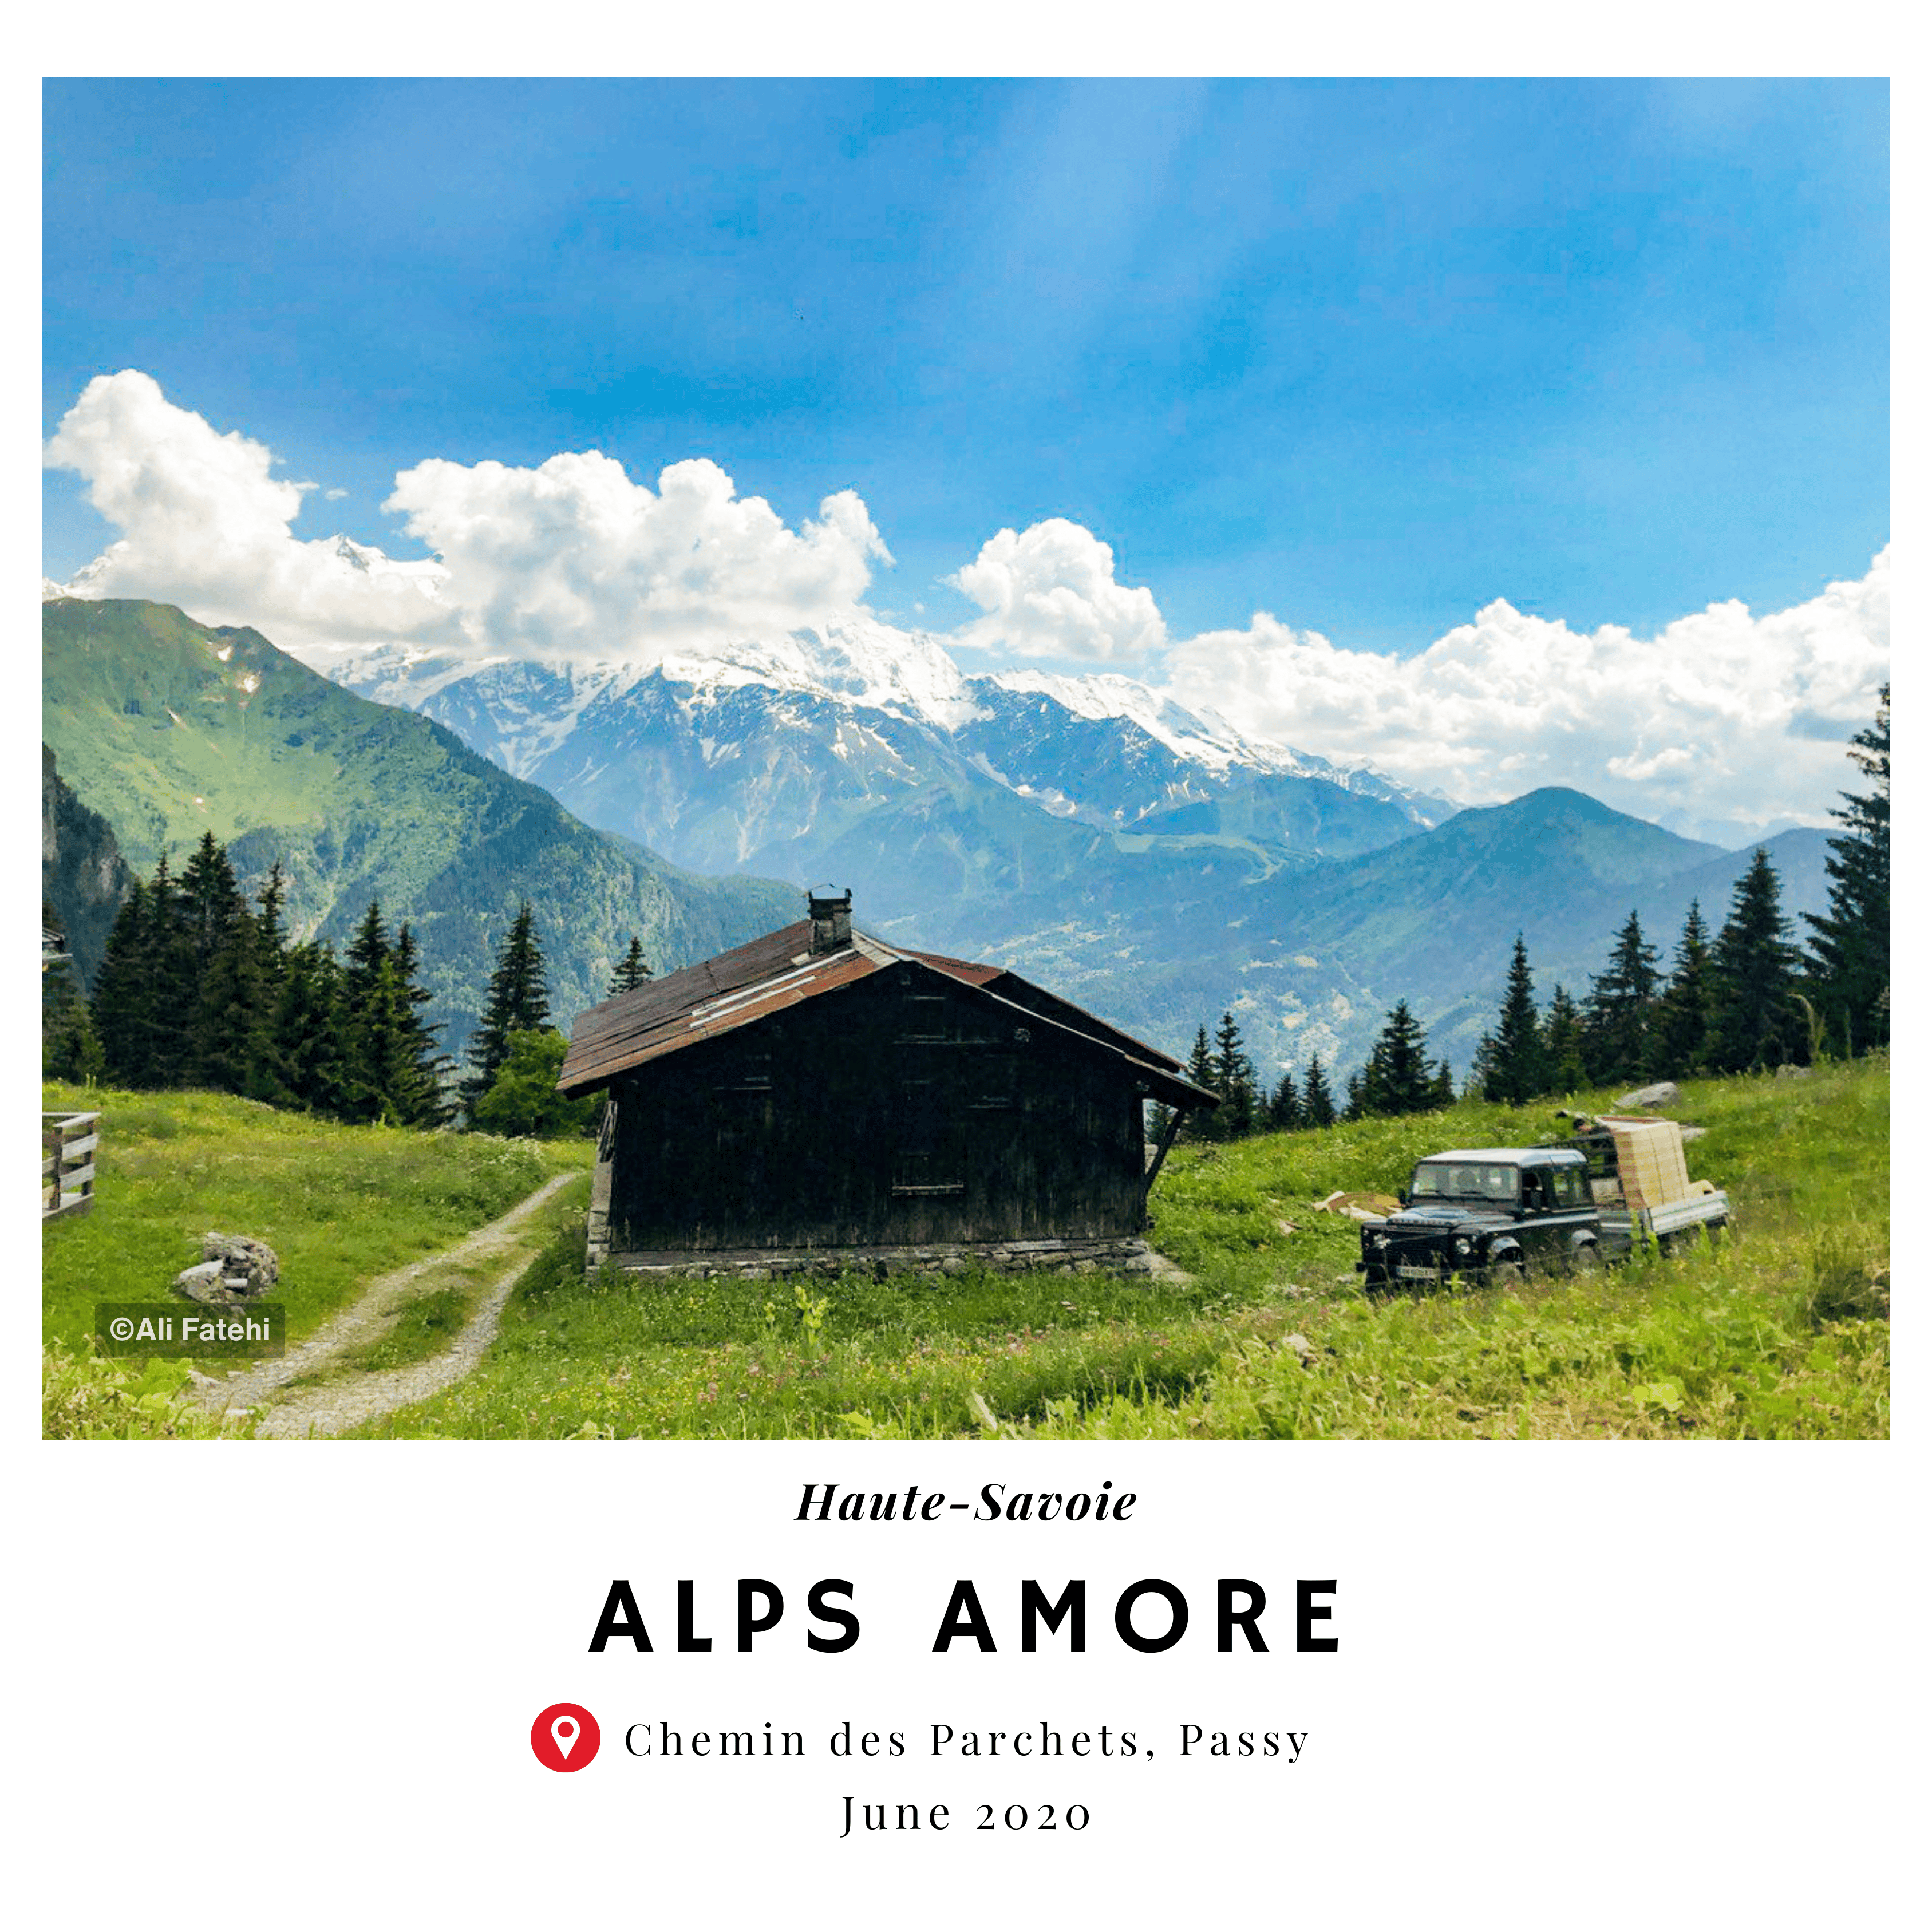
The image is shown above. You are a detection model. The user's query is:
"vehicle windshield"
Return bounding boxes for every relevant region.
[1410,1161,1519,1203]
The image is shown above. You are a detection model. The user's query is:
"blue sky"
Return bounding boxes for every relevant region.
[44,77,1887,646]
[41,78,1890,836]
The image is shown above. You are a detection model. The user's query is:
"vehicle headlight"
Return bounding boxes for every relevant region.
[1368,1231,1388,1250]
[1453,1236,1472,1257]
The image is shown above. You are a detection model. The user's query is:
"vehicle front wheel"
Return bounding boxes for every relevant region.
[1487,1255,1525,1286]
[1571,1241,1602,1275]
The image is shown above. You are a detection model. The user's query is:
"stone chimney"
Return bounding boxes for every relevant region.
[808,887,853,956]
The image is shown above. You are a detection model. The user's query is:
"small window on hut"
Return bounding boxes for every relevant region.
[969,1052,1019,1110]
[897,987,953,1044]
[892,1079,965,1194]
[712,1049,772,1092]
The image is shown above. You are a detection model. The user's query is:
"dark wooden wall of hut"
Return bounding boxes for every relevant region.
[604,963,1148,1254]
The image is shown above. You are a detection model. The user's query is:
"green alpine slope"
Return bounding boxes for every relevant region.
[41,597,799,1049]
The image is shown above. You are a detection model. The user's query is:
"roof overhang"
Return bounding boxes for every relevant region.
[558,919,1214,1109]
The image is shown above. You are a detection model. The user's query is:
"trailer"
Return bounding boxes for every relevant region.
[1552,1113,1729,1257]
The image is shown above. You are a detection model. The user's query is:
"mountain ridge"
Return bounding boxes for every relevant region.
[301,615,1460,829]
[43,596,1834,1081]
[304,630,1835,1077]
[39,598,799,1053]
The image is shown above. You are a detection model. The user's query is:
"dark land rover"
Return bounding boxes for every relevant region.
[1357,1147,1601,1289]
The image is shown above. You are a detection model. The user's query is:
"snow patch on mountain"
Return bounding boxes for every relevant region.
[650,618,985,733]
[282,603,1455,828]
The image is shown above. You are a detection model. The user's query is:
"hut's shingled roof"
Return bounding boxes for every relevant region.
[557,919,1215,1111]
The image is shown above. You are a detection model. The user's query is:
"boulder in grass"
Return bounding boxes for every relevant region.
[172,1259,230,1305]
[200,1232,279,1295]
[1615,1081,1682,1111]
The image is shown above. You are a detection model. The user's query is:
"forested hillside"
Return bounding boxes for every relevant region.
[41,598,797,1048]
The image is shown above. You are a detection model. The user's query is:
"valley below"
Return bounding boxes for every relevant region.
[303,621,1830,1077]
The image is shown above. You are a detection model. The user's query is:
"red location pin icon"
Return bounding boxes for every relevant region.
[531,1702,600,1772]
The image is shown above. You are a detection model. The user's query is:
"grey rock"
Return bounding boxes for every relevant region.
[1680,1125,1709,1142]
[1616,1081,1682,1111]
[1774,1064,1815,1080]
[201,1232,279,1294]
[1282,1332,1315,1366]
[173,1259,255,1307]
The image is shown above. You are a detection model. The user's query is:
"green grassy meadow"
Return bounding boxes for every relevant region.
[350,1056,1888,1441]
[42,1082,589,1379]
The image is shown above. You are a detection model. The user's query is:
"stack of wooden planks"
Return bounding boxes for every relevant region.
[1596,1116,1691,1209]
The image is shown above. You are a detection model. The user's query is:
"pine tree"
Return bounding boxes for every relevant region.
[1212,1011,1257,1138]
[1362,1000,1436,1116]
[1302,1054,1337,1128]
[392,924,455,1125]
[264,943,351,1116]
[1583,910,1661,1084]
[92,878,159,1086]
[1342,1068,1367,1121]
[346,956,422,1126]
[343,900,391,1010]
[255,860,291,993]
[338,900,395,1118]
[177,831,245,970]
[144,854,197,1086]
[1655,901,1715,1076]
[191,911,272,1095]
[1429,1059,1456,1109]
[1481,935,1548,1105]
[1466,1031,1498,1105]
[609,935,653,996]
[1541,983,1589,1094]
[1266,1069,1303,1132]
[93,856,195,1087]
[466,902,552,1109]
[1185,1025,1215,1089]
[1183,1025,1219,1139]
[1805,684,1889,1055]
[1709,848,1801,1072]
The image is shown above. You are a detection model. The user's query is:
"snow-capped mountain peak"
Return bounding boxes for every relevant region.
[651,618,986,734]
[986,666,1286,776]
[297,608,1455,839]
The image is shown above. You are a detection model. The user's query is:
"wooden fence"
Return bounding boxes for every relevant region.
[42,1111,100,1220]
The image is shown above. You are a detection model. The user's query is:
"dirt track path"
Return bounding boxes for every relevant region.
[191,1171,578,1439]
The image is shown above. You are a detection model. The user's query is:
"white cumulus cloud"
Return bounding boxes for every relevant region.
[383,451,891,663]
[44,370,893,668]
[948,517,1167,661]
[44,370,1887,836]
[43,371,455,655]
[1155,549,1891,839]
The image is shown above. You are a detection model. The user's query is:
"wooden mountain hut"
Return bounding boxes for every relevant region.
[556,891,1218,1278]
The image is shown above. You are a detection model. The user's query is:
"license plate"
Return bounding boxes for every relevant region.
[1396,1264,1439,1281]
